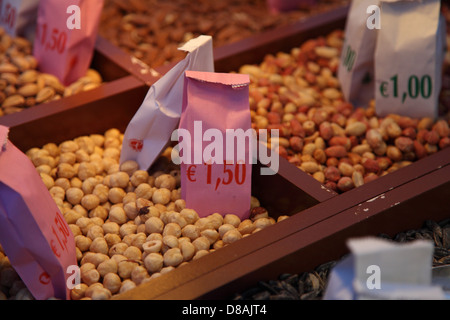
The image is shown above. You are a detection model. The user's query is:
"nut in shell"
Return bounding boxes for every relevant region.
[83,82,100,91]
[1,73,18,85]
[17,83,39,97]
[0,79,7,91]
[12,36,30,50]
[66,81,84,96]
[4,85,16,96]
[36,87,56,104]
[12,56,30,71]
[85,69,103,84]
[249,207,269,221]
[41,73,65,94]
[17,70,38,85]
[0,63,18,73]
[25,97,36,107]
[25,55,38,69]
[2,94,25,108]
[76,76,94,86]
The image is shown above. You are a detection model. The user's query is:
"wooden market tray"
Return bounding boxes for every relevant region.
[2,7,346,301]
[3,4,450,300]
[113,5,450,299]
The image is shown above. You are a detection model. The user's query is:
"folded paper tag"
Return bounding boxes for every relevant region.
[0,125,77,300]
[337,0,379,108]
[374,0,445,119]
[176,71,252,219]
[33,0,104,85]
[324,237,446,300]
[120,35,214,171]
[0,0,39,40]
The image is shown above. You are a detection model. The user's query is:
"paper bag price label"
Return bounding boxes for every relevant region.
[185,162,247,192]
[374,0,444,119]
[50,211,71,258]
[378,74,433,104]
[33,0,104,85]
[36,23,68,55]
[205,162,247,191]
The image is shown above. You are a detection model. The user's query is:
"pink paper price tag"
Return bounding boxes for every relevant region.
[33,0,104,85]
[0,125,77,300]
[177,71,252,219]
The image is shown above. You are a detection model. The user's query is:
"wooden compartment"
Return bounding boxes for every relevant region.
[3,25,341,300]
[5,84,336,301]
[157,149,450,299]
[0,34,160,138]
[112,145,450,300]
[98,0,351,70]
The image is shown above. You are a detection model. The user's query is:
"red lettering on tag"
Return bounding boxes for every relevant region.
[0,0,17,31]
[39,272,50,285]
[36,23,68,55]
[129,139,143,152]
[186,165,197,182]
[50,211,70,258]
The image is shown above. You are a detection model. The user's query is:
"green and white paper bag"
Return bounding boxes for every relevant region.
[338,0,379,108]
[374,0,445,119]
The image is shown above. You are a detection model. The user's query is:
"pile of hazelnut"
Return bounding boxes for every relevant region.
[6,128,288,300]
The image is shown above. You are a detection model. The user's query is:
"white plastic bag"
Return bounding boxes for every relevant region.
[120,35,214,170]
